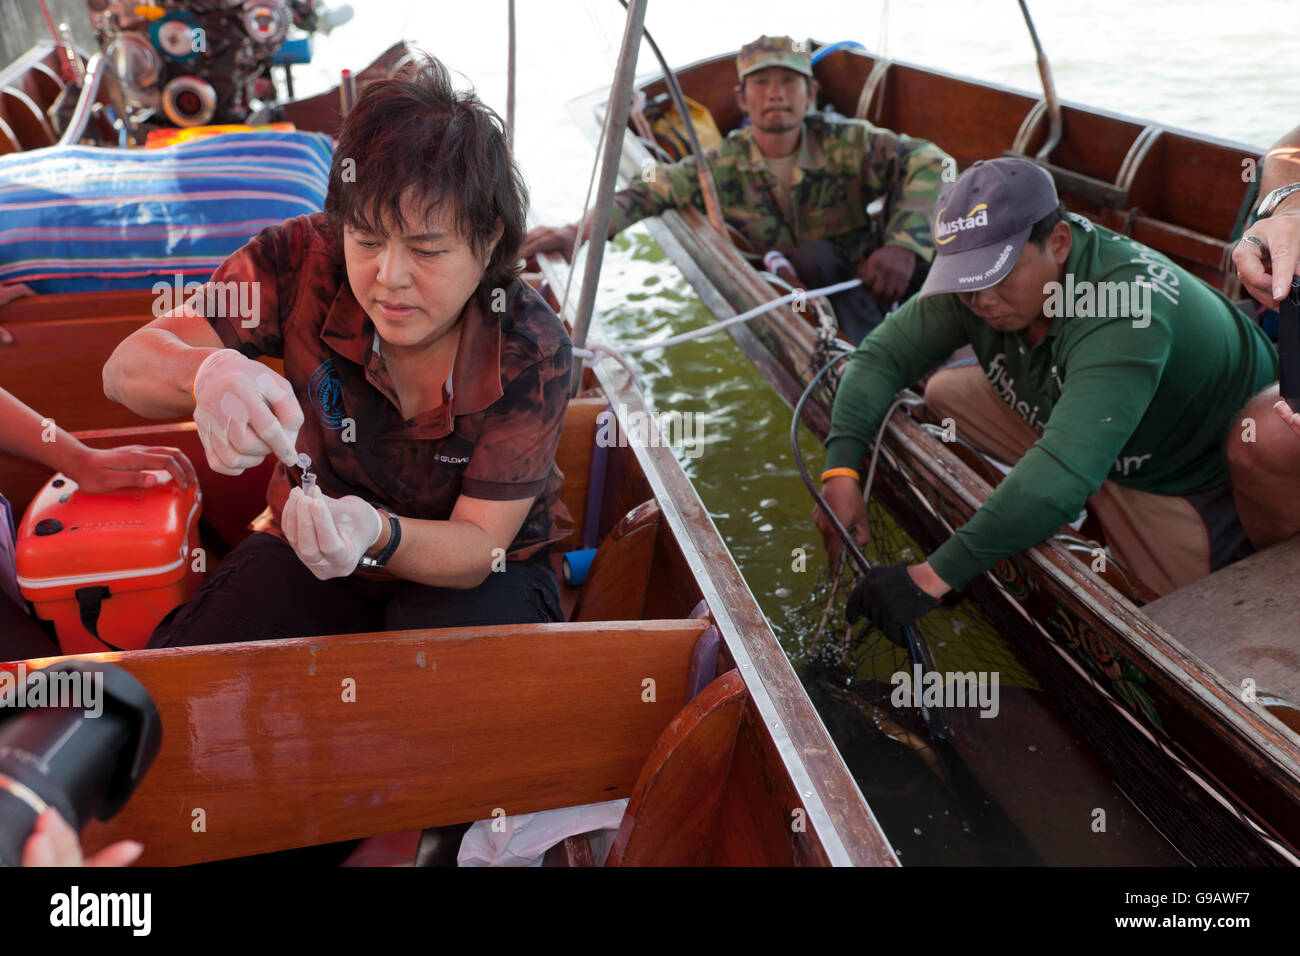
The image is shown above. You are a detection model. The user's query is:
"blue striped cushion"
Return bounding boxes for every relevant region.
[0,131,332,294]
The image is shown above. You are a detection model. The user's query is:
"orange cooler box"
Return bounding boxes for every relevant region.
[15,473,202,653]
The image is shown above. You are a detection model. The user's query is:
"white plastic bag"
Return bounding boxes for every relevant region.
[457,799,628,867]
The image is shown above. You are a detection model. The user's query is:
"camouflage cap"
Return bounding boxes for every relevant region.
[736,36,813,81]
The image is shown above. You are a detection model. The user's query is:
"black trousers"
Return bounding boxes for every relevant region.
[148,532,563,648]
[787,238,925,345]
[0,593,59,662]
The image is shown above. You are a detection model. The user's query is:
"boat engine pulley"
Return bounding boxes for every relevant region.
[85,0,322,129]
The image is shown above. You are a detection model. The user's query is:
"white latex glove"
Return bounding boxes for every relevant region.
[192,349,304,475]
[282,485,382,580]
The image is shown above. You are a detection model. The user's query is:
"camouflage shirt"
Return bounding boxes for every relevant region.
[608,113,952,264]
[204,213,573,562]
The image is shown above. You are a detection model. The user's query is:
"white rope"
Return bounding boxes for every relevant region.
[571,277,862,367]
[557,0,621,321]
[760,270,843,344]
[559,111,609,319]
[575,341,643,386]
[580,0,621,69]
[863,395,908,504]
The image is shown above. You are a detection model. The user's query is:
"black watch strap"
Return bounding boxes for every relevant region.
[359,510,401,570]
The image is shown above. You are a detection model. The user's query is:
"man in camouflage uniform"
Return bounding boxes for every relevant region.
[523,35,953,342]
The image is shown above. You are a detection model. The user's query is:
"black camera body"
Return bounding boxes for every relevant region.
[0,661,161,867]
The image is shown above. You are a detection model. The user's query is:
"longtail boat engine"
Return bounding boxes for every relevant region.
[85,0,325,128]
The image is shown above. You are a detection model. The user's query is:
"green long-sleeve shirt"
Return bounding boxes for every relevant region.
[825,214,1277,590]
[608,113,951,264]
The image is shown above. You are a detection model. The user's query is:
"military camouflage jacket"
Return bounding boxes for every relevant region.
[608,113,951,264]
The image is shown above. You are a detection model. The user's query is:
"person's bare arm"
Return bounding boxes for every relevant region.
[387,495,536,589]
[102,308,224,419]
[0,386,197,489]
[1234,125,1300,306]
[520,210,602,261]
[813,475,871,570]
[1261,126,1300,198]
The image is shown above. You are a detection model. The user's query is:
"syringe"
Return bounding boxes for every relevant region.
[297,452,316,494]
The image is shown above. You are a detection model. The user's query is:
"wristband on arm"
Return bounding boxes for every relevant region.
[358,510,401,571]
[820,467,861,485]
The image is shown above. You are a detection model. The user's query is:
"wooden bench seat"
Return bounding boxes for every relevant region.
[1144,535,1300,733]
[52,618,710,865]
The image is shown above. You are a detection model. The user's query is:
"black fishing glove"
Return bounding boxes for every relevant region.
[846,563,941,648]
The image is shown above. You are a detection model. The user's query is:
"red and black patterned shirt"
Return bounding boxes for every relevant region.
[204,213,572,561]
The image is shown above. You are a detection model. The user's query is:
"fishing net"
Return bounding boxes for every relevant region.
[787,492,1049,864]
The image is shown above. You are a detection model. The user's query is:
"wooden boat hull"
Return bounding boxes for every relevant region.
[575,45,1300,865]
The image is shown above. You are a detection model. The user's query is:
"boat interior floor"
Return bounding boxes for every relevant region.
[1144,533,1300,734]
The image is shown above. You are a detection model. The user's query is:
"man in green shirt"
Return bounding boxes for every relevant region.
[522,36,952,343]
[817,157,1285,640]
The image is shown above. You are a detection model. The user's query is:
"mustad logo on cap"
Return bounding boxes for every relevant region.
[934,203,989,245]
[956,243,1015,285]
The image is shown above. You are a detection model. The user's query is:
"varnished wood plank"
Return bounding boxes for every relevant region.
[572,500,659,622]
[279,42,413,137]
[607,669,746,866]
[553,397,607,549]
[710,704,834,866]
[644,519,706,621]
[0,320,167,430]
[50,619,708,865]
[0,295,285,430]
[543,834,596,867]
[22,61,62,111]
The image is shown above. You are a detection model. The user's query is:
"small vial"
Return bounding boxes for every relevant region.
[297,453,316,494]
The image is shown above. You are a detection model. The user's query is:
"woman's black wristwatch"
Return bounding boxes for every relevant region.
[358,508,402,570]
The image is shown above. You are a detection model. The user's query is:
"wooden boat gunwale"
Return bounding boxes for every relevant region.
[626,45,1266,158]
